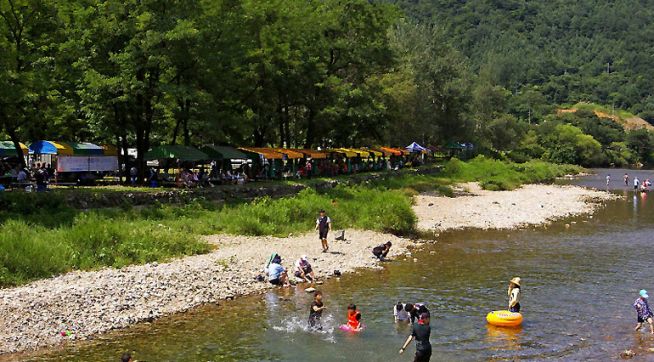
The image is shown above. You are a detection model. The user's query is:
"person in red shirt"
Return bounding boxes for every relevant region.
[347,304,362,331]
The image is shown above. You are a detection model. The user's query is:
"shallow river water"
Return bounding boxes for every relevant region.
[17,170,654,361]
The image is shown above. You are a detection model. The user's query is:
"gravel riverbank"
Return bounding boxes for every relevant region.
[0,183,617,355]
[413,182,618,232]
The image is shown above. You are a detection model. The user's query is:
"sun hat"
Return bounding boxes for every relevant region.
[510,277,521,286]
[640,289,649,299]
[301,255,308,261]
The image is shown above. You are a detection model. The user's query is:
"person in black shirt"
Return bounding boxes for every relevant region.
[315,210,331,253]
[406,303,430,324]
[308,290,326,330]
[399,312,432,362]
[372,241,392,261]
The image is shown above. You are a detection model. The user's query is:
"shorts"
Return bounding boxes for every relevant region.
[294,267,313,278]
[319,230,329,240]
[638,315,653,323]
[414,350,432,362]
[269,278,281,286]
[510,303,521,313]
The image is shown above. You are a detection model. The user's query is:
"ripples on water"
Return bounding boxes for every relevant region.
[16,169,654,361]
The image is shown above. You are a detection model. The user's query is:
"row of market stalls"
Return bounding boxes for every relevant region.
[0,139,473,184]
[142,144,433,180]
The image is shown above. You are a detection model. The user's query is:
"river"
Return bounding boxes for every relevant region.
[18,170,654,361]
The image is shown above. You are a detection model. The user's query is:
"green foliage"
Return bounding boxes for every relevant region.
[441,156,582,191]
[0,209,210,287]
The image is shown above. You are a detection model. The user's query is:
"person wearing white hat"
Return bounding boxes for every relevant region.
[634,289,654,334]
[294,255,315,283]
[508,277,522,313]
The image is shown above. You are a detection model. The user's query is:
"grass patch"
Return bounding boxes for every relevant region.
[0,157,582,287]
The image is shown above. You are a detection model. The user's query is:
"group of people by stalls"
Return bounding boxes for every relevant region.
[246,152,422,181]
[0,161,54,191]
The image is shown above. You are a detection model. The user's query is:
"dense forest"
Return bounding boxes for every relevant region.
[2,0,654,177]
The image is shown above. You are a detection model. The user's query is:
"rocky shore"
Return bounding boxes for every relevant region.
[0,230,412,354]
[0,182,617,355]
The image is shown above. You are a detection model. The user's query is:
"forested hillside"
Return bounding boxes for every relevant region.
[2,0,654,173]
[392,0,654,118]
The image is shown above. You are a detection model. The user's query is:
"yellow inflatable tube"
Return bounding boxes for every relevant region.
[486,310,523,327]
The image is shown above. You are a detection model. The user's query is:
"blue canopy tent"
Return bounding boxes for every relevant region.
[406,142,427,153]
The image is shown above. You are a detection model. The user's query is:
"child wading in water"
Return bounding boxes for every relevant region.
[634,289,654,334]
[508,277,521,313]
[347,304,362,331]
[308,291,326,330]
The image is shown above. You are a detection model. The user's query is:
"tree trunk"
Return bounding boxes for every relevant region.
[8,127,26,168]
[183,99,191,146]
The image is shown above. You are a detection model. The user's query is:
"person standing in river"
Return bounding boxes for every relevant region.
[624,173,630,186]
[308,291,326,330]
[606,174,611,187]
[634,177,640,191]
[634,289,654,334]
[316,209,331,253]
[399,312,432,362]
[508,277,521,313]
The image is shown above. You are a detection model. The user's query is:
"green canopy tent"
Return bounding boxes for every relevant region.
[199,145,248,160]
[145,145,208,161]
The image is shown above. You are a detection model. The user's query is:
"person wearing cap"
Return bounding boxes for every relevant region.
[508,277,521,313]
[372,241,392,261]
[399,312,432,361]
[267,254,290,287]
[294,255,315,283]
[634,289,654,334]
[316,209,332,253]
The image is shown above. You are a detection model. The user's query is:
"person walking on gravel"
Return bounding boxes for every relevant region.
[316,209,331,253]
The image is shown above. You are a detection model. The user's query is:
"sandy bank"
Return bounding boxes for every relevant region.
[414,182,618,232]
[0,230,412,354]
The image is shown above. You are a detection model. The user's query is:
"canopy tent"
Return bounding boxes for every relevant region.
[270,148,304,159]
[201,145,249,160]
[330,148,359,158]
[145,145,208,161]
[239,147,284,160]
[0,141,28,157]
[378,146,406,156]
[372,147,393,157]
[406,142,427,153]
[344,148,369,158]
[29,141,74,155]
[65,142,104,156]
[295,149,328,159]
[361,148,383,157]
[101,144,119,156]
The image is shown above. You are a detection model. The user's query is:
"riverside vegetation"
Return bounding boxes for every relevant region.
[0,157,581,287]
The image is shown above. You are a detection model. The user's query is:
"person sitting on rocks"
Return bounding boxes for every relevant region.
[294,255,315,283]
[372,241,392,261]
[267,254,289,287]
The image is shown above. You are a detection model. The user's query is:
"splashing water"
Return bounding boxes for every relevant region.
[272,314,337,343]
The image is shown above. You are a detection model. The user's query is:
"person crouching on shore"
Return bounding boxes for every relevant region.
[372,241,392,261]
[294,255,315,283]
[634,289,654,334]
[267,254,290,287]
